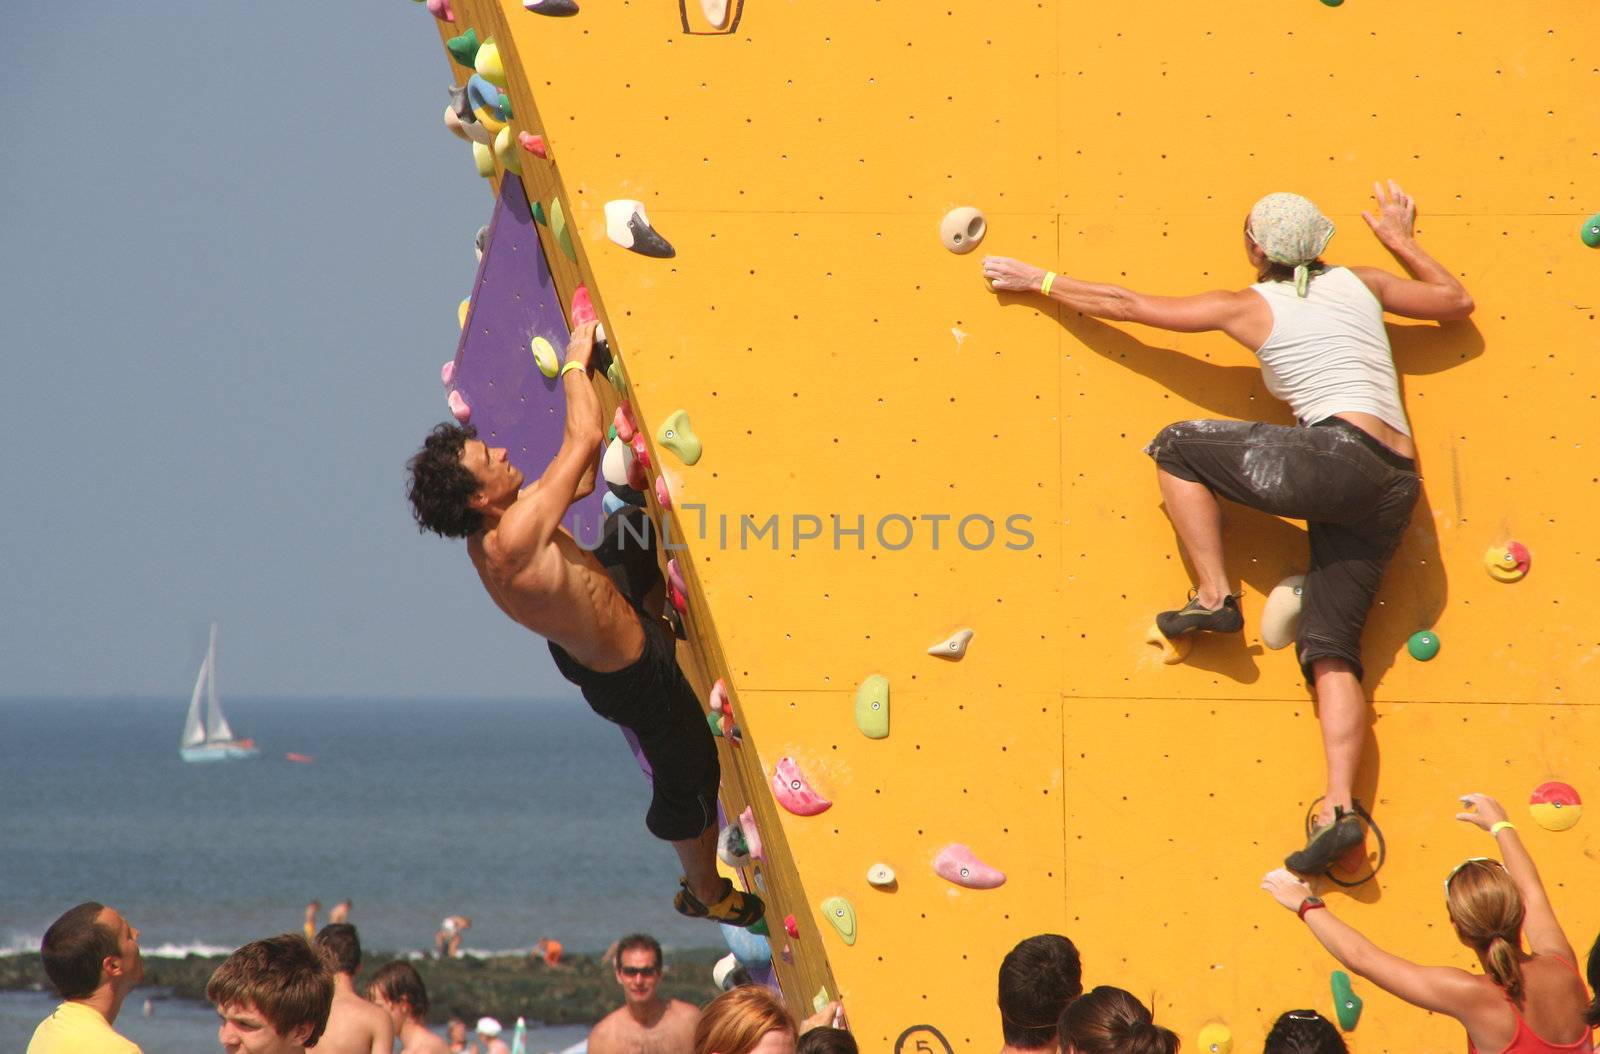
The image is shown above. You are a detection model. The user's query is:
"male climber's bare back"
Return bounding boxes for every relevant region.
[468,525,646,673]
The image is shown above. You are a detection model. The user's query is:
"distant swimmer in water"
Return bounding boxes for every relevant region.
[303,901,321,942]
[435,915,470,959]
[407,321,762,929]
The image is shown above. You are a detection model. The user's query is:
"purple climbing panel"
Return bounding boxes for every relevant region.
[453,175,604,545]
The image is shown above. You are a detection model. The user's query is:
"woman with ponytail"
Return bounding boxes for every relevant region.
[1057,986,1179,1054]
[1262,793,1592,1053]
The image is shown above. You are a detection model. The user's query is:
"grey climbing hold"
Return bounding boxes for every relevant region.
[718,824,751,868]
[927,628,974,660]
[523,0,580,14]
[604,199,676,258]
[854,674,889,739]
[474,225,490,260]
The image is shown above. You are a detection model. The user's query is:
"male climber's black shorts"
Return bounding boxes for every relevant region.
[547,507,718,843]
[1146,416,1420,682]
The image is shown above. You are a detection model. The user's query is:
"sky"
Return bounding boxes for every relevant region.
[0,5,566,699]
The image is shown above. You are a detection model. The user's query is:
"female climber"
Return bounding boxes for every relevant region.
[982,180,1473,874]
[1261,793,1593,1053]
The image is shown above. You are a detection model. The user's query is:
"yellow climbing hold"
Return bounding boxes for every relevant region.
[530,336,559,378]
[552,198,576,260]
[1197,1022,1232,1054]
[457,297,471,329]
[471,141,495,178]
[494,126,521,175]
[1144,622,1191,665]
[474,39,507,88]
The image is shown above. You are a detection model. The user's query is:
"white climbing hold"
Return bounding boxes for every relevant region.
[927,628,974,660]
[866,863,896,888]
[600,438,634,487]
[440,360,456,387]
[1260,574,1306,651]
[448,389,471,423]
[701,0,730,28]
[604,199,675,258]
[939,206,987,254]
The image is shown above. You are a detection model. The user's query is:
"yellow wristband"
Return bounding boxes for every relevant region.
[560,360,587,377]
[1490,821,1516,836]
[1040,271,1058,297]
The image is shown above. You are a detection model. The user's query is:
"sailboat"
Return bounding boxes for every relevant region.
[180,623,260,763]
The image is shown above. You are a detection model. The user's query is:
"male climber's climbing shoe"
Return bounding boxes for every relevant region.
[674,878,766,927]
[1155,592,1243,638]
[1285,806,1365,876]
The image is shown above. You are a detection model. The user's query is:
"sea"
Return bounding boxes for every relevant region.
[0,696,720,1052]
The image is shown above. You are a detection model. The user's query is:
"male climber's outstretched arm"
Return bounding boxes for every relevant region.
[490,322,605,560]
[1349,179,1474,322]
[982,257,1264,346]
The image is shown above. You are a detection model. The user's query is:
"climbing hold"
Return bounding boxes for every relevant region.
[471,142,495,178]
[1319,0,1343,6]
[708,677,728,714]
[1406,630,1440,662]
[530,336,559,379]
[1260,574,1306,650]
[854,674,890,740]
[517,131,548,158]
[604,199,676,259]
[927,627,974,660]
[656,410,703,466]
[497,93,512,120]
[551,199,576,260]
[939,206,987,254]
[474,39,506,88]
[440,360,456,386]
[812,988,830,1015]
[493,126,521,175]
[570,284,597,328]
[701,0,731,29]
[1197,1022,1232,1054]
[447,389,471,423]
[1582,214,1600,248]
[668,559,688,601]
[607,361,627,395]
[1529,781,1582,832]
[444,106,471,143]
[531,200,547,225]
[718,824,751,868]
[614,404,637,442]
[426,0,454,21]
[779,915,799,939]
[933,844,1006,889]
[601,491,626,518]
[719,921,772,967]
[1144,622,1191,665]
[866,863,896,888]
[630,433,652,471]
[819,897,857,946]
[474,225,490,261]
[523,0,580,14]
[771,757,831,816]
[655,476,673,510]
[600,438,635,487]
[444,28,479,67]
[706,711,723,738]
[626,448,647,491]
[466,75,504,119]
[1331,970,1362,1031]
[447,84,473,121]
[746,916,768,937]
[780,944,792,963]
[458,297,471,328]
[669,585,688,614]
[738,806,764,859]
[1484,542,1531,583]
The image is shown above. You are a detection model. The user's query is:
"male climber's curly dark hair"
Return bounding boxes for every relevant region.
[1262,1010,1347,1054]
[407,423,484,539]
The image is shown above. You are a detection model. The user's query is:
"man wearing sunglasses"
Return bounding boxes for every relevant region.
[588,934,699,1054]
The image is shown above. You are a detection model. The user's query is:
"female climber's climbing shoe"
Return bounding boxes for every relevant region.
[1155,593,1243,637]
[1285,807,1365,876]
[674,878,765,926]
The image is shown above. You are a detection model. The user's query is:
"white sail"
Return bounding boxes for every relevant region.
[182,652,209,748]
[202,624,235,743]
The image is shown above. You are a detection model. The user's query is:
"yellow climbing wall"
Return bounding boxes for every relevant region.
[435,2,1600,1050]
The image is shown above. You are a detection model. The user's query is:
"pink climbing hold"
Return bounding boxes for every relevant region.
[709,677,728,713]
[426,0,454,21]
[933,843,1007,889]
[570,284,598,327]
[626,451,647,491]
[670,584,687,612]
[738,805,764,859]
[441,360,456,386]
[655,476,673,510]
[630,433,652,471]
[614,403,637,442]
[784,915,800,939]
[447,389,471,423]
[771,757,831,816]
[667,558,687,597]
[517,132,549,158]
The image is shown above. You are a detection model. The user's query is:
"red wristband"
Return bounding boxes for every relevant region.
[1298,897,1327,921]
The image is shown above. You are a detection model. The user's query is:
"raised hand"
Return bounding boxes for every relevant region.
[982,255,1048,294]
[1362,178,1417,248]
[1455,792,1509,830]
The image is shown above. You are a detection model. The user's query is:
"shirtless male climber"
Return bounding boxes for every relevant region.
[983,181,1473,875]
[407,320,762,927]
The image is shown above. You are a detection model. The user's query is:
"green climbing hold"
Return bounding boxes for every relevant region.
[656,410,703,466]
[531,200,547,226]
[1407,630,1440,661]
[707,711,723,737]
[1581,213,1600,248]
[819,896,857,946]
[854,674,889,739]
[497,92,512,119]
[1319,0,1344,6]
[607,424,617,442]
[1331,970,1362,1030]
[812,987,831,1014]
[552,198,576,260]
[746,917,769,937]
[445,28,480,67]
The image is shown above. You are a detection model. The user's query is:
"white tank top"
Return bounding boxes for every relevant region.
[1250,266,1411,437]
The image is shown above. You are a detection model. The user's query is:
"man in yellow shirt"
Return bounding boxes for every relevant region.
[27,901,146,1054]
